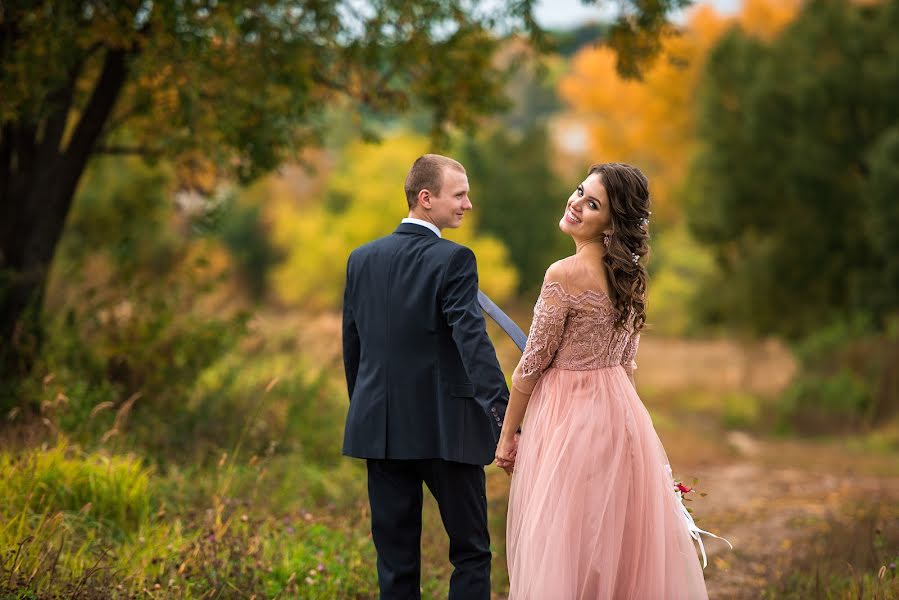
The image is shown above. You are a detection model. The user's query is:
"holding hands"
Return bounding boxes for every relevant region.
[495,433,520,475]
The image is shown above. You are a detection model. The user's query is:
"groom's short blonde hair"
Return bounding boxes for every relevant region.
[404,154,466,209]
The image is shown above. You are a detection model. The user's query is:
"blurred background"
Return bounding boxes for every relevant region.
[1,0,898,597]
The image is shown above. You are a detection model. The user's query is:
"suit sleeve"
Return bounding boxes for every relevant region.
[440,247,510,440]
[342,256,360,402]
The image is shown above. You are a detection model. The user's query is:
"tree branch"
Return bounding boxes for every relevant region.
[37,74,78,165]
[63,48,130,168]
[311,72,354,97]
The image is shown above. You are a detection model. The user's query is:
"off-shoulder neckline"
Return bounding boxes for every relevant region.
[541,280,614,308]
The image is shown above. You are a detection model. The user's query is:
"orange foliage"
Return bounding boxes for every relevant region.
[558,0,801,223]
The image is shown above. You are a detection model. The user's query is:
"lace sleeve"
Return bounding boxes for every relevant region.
[621,331,640,376]
[511,281,569,395]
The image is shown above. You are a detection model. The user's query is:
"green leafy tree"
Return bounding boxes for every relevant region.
[458,125,571,295]
[687,0,899,340]
[0,0,690,381]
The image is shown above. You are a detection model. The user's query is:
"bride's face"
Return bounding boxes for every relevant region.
[559,172,611,241]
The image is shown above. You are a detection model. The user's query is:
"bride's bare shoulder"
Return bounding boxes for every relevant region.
[561,256,610,298]
[542,257,576,290]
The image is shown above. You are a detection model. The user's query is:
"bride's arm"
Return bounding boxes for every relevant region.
[495,263,569,472]
[621,331,640,390]
[495,386,529,474]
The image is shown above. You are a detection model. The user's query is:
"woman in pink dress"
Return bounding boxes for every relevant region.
[495,163,712,599]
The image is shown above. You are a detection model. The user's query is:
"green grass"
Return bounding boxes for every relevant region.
[0,441,380,599]
[1,442,152,532]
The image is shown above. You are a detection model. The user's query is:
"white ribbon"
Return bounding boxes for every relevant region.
[678,496,733,568]
[667,465,733,568]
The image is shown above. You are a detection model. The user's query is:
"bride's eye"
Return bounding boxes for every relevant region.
[588,201,597,210]
[577,185,584,197]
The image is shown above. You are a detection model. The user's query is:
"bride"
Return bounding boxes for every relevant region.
[495,163,716,599]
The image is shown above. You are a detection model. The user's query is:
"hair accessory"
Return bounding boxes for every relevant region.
[640,217,649,227]
[632,253,639,265]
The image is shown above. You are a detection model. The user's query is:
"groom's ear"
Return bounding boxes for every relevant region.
[417,189,432,210]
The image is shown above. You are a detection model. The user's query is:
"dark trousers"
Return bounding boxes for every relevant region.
[366,459,491,600]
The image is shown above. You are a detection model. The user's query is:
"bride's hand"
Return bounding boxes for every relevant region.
[494,433,519,476]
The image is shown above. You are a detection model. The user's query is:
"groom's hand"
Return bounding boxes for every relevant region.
[494,433,520,476]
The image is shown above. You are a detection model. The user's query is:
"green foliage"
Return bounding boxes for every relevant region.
[60,156,177,276]
[601,0,694,79]
[270,133,519,309]
[645,224,717,336]
[687,0,899,339]
[458,125,571,294]
[187,345,346,465]
[779,368,872,434]
[775,317,899,434]
[33,281,246,457]
[1,1,543,178]
[721,391,762,430]
[5,155,253,456]
[550,23,610,57]
[216,195,284,301]
[861,126,899,323]
[1,442,152,532]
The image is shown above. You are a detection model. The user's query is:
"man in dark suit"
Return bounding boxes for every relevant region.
[342,154,509,599]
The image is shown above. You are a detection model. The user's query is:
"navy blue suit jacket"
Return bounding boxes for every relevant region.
[341,223,509,466]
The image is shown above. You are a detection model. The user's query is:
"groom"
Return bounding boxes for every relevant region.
[342,154,509,599]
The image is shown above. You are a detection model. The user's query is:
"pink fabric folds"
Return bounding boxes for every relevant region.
[506,365,709,600]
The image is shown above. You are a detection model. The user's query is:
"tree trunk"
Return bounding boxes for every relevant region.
[1,48,131,394]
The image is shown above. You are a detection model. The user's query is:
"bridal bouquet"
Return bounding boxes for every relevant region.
[673,478,703,511]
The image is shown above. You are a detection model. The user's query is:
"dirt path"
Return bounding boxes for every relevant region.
[678,435,899,599]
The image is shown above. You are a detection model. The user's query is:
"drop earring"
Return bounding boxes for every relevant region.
[602,232,611,248]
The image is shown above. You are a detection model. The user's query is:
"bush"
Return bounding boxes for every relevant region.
[0,442,152,532]
[17,294,247,460]
[779,369,872,434]
[777,318,899,434]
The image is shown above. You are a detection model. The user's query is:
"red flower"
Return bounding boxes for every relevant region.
[675,482,693,494]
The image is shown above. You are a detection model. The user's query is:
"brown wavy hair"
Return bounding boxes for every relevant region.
[589,163,651,331]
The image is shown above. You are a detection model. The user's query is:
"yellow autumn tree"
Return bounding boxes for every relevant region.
[268,134,518,310]
[558,0,801,224]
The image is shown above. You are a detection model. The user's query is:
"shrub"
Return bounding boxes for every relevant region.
[0,442,152,532]
[778,318,899,434]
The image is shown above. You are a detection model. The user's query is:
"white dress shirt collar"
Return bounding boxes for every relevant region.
[401,217,442,238]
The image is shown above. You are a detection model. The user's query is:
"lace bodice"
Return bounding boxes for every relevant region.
[511,279,640,395]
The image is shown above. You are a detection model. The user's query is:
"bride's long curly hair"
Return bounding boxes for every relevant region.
[589,163,651,331]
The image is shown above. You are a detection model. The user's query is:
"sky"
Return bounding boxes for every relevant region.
[533,0,742,29]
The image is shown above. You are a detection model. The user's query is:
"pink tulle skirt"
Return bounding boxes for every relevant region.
[506,366,709,599]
